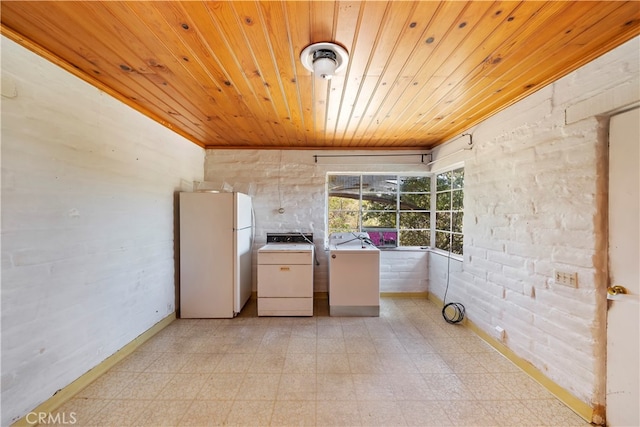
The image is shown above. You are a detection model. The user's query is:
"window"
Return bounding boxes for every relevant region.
[328,173,432,248]
[434,168,464,255]
[327,170,463,253]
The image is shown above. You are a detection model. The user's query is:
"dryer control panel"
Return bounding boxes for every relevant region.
[266,233,313,244]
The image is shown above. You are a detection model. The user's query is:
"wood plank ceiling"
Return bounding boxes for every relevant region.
[2,1,639,150]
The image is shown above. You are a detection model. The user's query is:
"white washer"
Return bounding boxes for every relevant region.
[328,232,380,316]
[257,234,314,316]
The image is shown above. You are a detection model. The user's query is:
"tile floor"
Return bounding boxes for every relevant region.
[50,297,590,426]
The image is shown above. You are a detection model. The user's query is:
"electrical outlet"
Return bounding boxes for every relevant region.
[555,270,578,288]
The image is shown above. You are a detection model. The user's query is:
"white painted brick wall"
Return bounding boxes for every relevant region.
[428,36,639,409]
[204,150,429,293]
[1,37,204,425]
[379,250,428,293]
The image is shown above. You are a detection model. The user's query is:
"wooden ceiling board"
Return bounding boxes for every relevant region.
[400,1,569,139]
[257,1,308,143]
[2,1,638,150]
[375,1,519,143]
[397,3,529,121]
[185,1,287,145]
[283,1,314,144]
[337,2,420,145]
[326,1,385,144]
[350,1,470,147]
[423,1,636,141]
[4,2,215,147]
[168,1,273,145]
[229,2,298,143]
[82,2,231,143]
[115,2,240,128]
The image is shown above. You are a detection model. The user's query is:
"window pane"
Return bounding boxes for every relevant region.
[436,212,450,230]
[400,193,429,209]
[328,211,359,233]
[451,234,463,255]
[329,175,360,195]
[362,212,396,228]
[362,194,396,210]
[362,175,397,194]
[452,168,464,189]
[436,171,452,191]
[436,192,451,210]
[452,212,463,233]
[400,176,430,192]
[435,231,450,251]
[400,230,430,247]
[328,196,359,211]
[451,189,463,210]
[399,211,430,229]
[365,230,397,247]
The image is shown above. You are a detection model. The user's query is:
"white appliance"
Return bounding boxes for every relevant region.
[258,233,314,316]
[179,191,253,318]
[328,232,380,316]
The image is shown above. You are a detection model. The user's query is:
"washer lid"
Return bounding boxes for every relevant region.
[329,244,380,253]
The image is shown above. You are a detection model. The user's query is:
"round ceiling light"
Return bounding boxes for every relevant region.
[300,42,349,80]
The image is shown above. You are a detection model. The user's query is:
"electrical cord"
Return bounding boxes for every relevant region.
[441,242,465,324]
[299,232,320,266]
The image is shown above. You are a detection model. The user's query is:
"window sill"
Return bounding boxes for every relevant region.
[322,246,462,261]
[378,246,428,252]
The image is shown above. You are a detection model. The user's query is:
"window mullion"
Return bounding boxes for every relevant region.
[430,174,436,248]
[396,175,400,245]
[359,174,363,231]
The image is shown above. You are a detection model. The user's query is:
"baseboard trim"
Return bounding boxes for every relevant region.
[380,291,429,298]
[312,292,428,300]
[426,292,594,423]
[11,312,176,427]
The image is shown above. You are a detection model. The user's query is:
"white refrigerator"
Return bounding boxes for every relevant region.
[179,191,253,318]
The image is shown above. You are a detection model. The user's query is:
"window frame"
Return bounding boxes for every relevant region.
[326,167,463,258]
[431,163,464,258]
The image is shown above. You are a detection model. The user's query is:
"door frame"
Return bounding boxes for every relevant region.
[565,80,639,424]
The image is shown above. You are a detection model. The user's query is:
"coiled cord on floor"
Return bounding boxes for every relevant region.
[442,302,465,324]
[441,244,465,324]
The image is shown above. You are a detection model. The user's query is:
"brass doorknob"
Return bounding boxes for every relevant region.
[607,285,627,296]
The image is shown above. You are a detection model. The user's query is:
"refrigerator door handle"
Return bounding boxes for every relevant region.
[251,205,256,250]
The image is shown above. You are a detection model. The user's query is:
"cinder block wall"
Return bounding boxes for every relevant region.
[203,150,429,294]
[1,37,204,425]
[428,36,639,411]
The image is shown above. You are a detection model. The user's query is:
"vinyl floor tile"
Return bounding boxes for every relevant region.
[44,298,592,427]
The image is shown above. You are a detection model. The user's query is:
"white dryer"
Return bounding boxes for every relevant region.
[328,232,380,316]
[257,233,315,316]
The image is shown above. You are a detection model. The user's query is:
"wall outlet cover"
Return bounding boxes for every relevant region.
[554,270,578,288]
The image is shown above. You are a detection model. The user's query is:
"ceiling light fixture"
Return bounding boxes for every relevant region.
[300,42,349,80]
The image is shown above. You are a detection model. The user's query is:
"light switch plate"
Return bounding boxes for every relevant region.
[555,270,578,288]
